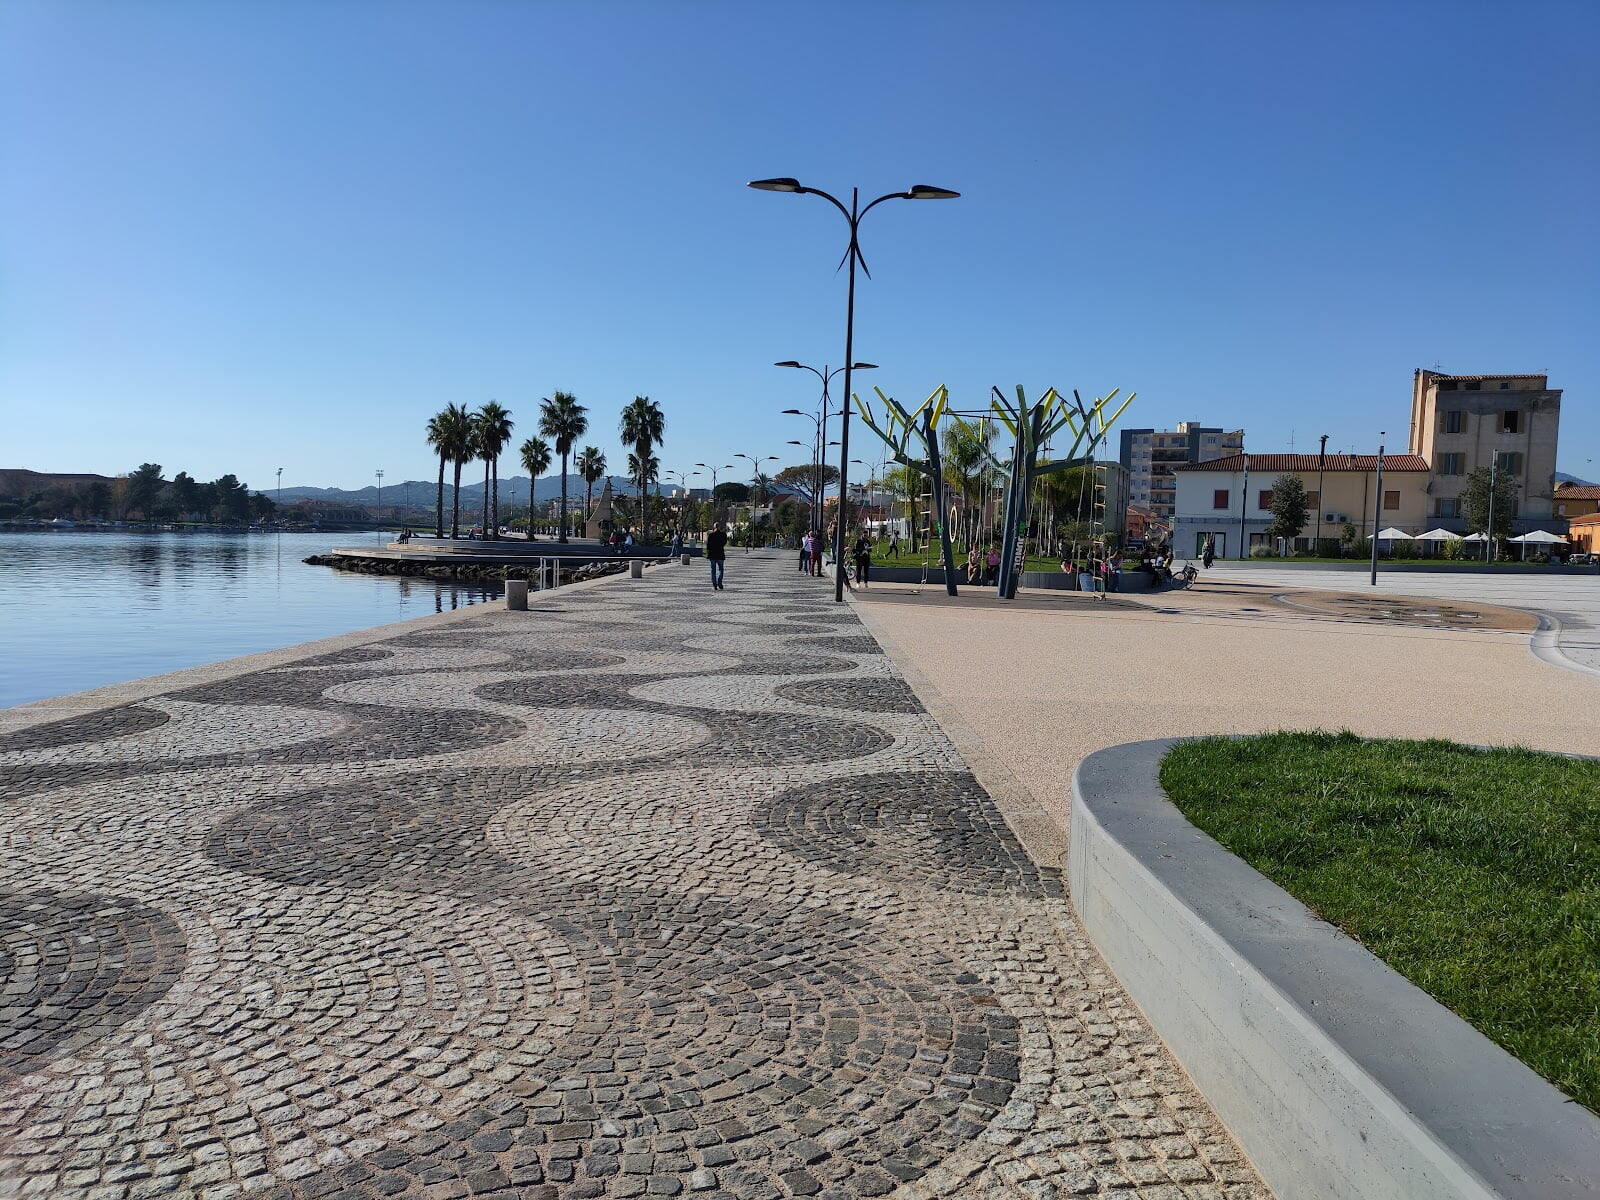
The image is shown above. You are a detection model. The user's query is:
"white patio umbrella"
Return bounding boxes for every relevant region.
[1459,532,1487,541]
[1375,527,1414,541]
[1414,528,1461,542]
[1508,529,1568,560]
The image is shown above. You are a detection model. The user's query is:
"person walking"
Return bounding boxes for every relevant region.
[706,522,728,590]
[808,530,823,578]
[799,531,813,573]
[852,533,872,589]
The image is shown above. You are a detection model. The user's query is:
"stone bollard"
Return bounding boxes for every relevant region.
[630,559,643,579]
[505,579,529,610]
[680,553,691,566]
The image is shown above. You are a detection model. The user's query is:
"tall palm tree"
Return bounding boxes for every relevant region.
[519,436,551,535]
[619,395,665,543]
[425,409,452,538]
[432,402,475,539]
[627,451,660,536]
[474,401,514,539]
[538,392,588,542]
[576,446,607,533]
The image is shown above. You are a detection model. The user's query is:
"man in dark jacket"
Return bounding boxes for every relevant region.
[706,523,728,590]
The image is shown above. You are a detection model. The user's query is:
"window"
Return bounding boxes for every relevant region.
[1436,497,1459,518]
[1384,490,1400,511]
[1213,489,1229,510]
[1258,490,1273,510]
[1465,381,1481,391]
[1438,453,1463,475]
[1499,381,1511,390]
[1204,435,1217,444]
[1439,380,1458,391]
[1497,451,1523,474]
[1558,503,1567,516]
[1306,490,1320,508]
[1441,410,1464,434]
[1501,410,1520,434]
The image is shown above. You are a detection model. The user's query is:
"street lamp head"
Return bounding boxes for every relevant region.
[774,361,803,369]
[907,184,960,200]
[748,178,804,193]
[787,440,806,447]
[781,408,805,415]
[852,362,878,370]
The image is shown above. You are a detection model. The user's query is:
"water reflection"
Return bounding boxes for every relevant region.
[0,531,502,708]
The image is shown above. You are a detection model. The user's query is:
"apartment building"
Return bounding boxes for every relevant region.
[1171,453,1430,559]
[1118,422,1244,522]
[1408,370,1562,531]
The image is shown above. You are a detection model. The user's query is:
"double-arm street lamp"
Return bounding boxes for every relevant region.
[664,468,700,537]
[778,360,876,535]
[750,177,959,599]
[696,463,735,521]
[734,452,779,551]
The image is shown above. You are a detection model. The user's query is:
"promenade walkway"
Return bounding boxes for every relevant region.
[0,554,1265,1200]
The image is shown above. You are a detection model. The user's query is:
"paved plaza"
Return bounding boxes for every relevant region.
[0,555,1264,1200]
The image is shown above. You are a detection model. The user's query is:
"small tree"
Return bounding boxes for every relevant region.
[1460,466,1518,538]
[1265,474,1309,551]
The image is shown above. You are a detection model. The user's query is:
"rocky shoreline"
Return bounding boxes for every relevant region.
[303,553,634,585]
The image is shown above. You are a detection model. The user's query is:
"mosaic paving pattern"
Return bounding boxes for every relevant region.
[0,555,1266,1199]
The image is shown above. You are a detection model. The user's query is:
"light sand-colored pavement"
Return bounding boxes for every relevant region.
[1206,562,1600,674]
[851,574,1600,829]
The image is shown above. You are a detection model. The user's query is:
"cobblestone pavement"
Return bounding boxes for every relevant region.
[1,555,1267,1200]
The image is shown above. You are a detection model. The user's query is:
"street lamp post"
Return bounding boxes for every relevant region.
[1486,450,1501,563]
[664,469,700,538]
[734,452,779,551]
[1370,434,1386,586]
[750,177,958,600]
[1316,434,1328,553]
[695,463,735,522]
[778,361,876,538]
[275,467,283,526]
[375,469,384,527]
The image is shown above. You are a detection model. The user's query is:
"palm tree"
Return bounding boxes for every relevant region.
[538,392,588,542]
[425,410,452,538]
[474,402,514,539]
[431,402,475,539]
[519,436,551,534]
[619,396,665,543]
[576,446,607,533]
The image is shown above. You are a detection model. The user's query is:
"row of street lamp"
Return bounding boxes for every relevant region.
[750,177,959,600]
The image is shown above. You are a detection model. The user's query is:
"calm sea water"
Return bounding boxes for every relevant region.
[0,531,499,708]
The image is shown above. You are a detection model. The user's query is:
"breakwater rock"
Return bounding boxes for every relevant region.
[303,553,632,585]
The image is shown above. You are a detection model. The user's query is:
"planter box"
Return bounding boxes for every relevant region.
[1070,739,1600,1200]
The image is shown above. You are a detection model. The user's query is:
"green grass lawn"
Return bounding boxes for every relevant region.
[1160,731,1600,1112]
[866,546,1121,575]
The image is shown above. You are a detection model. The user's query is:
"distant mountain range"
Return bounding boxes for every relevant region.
[277,474,644,509]
[1555,471,1596,487]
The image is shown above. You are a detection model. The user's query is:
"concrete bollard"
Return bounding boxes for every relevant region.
[680,553,691,566]
[630,559,643,579]
[505,579,529,610]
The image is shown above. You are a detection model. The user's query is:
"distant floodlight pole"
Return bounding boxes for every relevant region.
[751,177,959,600]
[375,469,384,524]
[1370,434,1385,586]
[275,467,283,524]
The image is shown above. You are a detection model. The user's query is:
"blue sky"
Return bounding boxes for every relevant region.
[3,0,1595,491]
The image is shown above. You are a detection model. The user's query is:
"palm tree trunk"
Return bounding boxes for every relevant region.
[482,459,491,537]
[435,455,445,539]
[451,460,463,538]
[491,459,499,538]
[584,480,593,534]
[558,452,570,542]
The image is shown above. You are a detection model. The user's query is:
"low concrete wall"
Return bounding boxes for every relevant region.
[863,566,1159,593]
[1214,559,1597,575]
[1070,739,1600,1200]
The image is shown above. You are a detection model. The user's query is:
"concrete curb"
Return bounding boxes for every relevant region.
[1070,738,1600,1200]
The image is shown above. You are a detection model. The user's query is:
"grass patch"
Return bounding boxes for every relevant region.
[1159,731,1600,1112]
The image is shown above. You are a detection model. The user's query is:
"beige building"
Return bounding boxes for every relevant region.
[1408,370,1562,531]
[1553,482,1600,521]
[1172,453,1430,559]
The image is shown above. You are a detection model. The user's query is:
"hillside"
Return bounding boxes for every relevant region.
[278,474,642,508]
[0,468,114,497]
